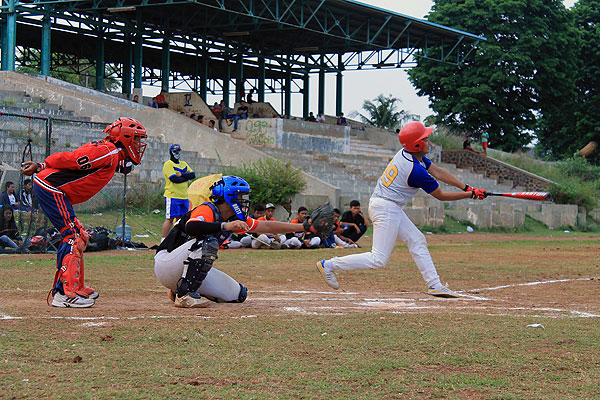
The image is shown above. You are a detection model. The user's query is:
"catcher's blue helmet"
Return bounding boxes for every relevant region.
[210,175,251,220]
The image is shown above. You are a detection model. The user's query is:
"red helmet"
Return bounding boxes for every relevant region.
[398,122,434,152]
[104,117,147,165]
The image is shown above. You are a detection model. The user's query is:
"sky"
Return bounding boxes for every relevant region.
[152,0,577,121]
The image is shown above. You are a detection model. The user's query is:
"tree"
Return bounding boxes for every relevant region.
[408,0,578,153]
[359,94,409,131]
[570,0,600,165]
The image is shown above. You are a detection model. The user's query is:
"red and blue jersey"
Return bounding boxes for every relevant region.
[35,140,125,204]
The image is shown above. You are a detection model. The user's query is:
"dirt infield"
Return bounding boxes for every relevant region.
[2,233,598,321]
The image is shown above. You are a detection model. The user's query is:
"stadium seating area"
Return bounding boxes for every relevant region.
[0,76,589,228]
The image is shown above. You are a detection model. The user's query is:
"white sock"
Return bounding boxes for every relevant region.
[323,259,333,271]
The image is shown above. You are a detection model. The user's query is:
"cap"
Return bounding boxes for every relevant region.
[169,144,181,152]
[265,203,275,209]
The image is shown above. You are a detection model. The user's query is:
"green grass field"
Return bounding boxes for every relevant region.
[1,231,599,399]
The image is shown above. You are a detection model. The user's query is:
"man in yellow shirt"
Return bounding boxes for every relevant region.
[162,144,195,240]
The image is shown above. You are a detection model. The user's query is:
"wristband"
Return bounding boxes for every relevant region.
[221,222,227,231]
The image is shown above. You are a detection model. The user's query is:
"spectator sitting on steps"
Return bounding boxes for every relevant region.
[232,101,249,132]
[155,90,169,108]
[463,137,482,154]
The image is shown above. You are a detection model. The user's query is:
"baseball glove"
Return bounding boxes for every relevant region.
[303,203,335,239]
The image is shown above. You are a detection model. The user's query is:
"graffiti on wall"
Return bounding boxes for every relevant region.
[248,103,279,118]
[245,120,275,147]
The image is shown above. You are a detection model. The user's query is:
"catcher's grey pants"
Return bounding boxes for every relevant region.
[154,239,242,302]
[329,197,441,287]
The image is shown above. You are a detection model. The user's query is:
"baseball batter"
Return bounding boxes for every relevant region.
[316,122,487,297]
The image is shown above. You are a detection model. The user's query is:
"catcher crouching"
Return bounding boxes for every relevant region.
[154,175,335,308]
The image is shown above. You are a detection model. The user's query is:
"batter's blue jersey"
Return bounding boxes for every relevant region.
[371,149,439,206]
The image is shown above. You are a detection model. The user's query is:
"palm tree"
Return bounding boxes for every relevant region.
[359,94,409,131]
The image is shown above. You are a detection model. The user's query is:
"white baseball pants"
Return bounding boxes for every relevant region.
[329,197,441,287]
[154,239,242,302]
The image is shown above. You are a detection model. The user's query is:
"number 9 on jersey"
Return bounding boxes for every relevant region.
[381,163,398,187]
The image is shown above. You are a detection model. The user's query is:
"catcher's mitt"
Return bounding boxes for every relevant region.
[303,203,335,239]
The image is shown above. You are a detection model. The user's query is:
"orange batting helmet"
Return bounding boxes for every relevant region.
[398,122,434,152]
[104,117,147,165]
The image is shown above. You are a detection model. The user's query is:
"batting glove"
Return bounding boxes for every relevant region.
[462,184,473,192]
[471,188,487,200]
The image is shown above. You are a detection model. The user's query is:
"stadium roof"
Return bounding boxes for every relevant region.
[1,0,485,113]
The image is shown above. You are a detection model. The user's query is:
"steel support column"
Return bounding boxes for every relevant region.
[336,54,343,117]
[133,11,143,89]
[258,55,265,102]
[284,66,291,117]
[318,56,325,115]
[1,18,7,70]
[223,56,230,107]
[161,37,170,91]
[122,41,132,94]
[235,53,243,103]
[200,51,208,100]
[2,0,17,71]
[41,13,51,76]
[95,36,105,90]
[303,73,309,119]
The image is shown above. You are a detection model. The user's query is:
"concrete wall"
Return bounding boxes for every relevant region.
[0,72,341,207]
[233,118,351,154]
[165,92,215,122]
[247,102,280,118]
[442,149,552,190]
[346,119,403,151]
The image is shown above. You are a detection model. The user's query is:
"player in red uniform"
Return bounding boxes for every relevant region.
[21,117,147,308]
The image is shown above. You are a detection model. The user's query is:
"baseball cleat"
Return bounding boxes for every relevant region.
[167,289,176,302]
[174,292,211,308]
[428,284,459,298]
[316,259,339,290]
[52,293,95,308]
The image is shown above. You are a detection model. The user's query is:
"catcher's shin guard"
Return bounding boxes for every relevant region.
[72,219,96,298]
[57,235,87,298]
[176,237,219,297]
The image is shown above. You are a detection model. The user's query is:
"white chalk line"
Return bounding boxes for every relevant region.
[1,277,595,295]
[1,277,598,321]
[468,277,595,292]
